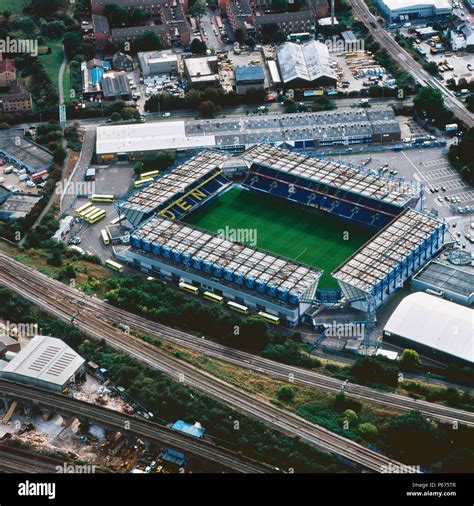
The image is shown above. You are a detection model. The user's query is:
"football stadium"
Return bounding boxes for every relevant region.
[114,145,446,325]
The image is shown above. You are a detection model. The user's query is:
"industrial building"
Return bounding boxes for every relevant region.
[100,74,132,101]
[183,56,219,87]
[0,193,42,220]
[95,108,401,162]
[138,50,178,76]
[411,260,474,306]
[377,0,452,21]
[0,335,86,392]
[383,293,473,366]
[0,130,54,173]
[277,41,337,88]
[234,65,265,94]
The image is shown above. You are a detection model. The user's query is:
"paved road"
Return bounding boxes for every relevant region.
[58,48,67,105]
[349,0,474,128]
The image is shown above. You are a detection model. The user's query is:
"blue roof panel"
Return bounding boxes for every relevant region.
[235,65,264,83]
[171,420,205,438]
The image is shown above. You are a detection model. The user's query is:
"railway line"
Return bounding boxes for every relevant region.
[0,252,472,429]
[0,255,420,473]
[0,380,275,474]
[0,443,64,473]
[349,0,474,129]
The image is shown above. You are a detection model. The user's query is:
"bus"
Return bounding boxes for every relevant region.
[134,178,153,189]
[227,301,250,315]
[203,291,224,304]
[87,210,107,224]
[179,281,199,295]
[110,215,125,225]
[288,32,311,42]
[139,170,159,180]
[105,259,124,273]
[80,207,100,220]
[91,194,115,203]
[75,202,93,216]
[257,311,280,325]
[100,229,110,246]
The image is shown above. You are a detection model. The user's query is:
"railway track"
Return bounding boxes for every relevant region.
[0,256,420,473]
[0,253,472,429]
[0,380,275,474]
[0,444,64,473]
[349,0,474,128]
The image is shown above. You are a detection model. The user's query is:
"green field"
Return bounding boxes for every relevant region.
[185,187,375,289]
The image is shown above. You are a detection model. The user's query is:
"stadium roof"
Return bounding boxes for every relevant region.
[383,293,473,364]
[0,335,85,386]
[332,209,444,292]
[241,144,418,206]
[120,150,229,214]
[412,260,474,299]
[132,216,323,298]
[96,108,401,154]
[277,41,337,84]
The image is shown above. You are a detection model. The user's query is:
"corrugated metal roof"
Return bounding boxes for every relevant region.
[171,420,205,438]
[0,336,85,386]
[235,65,265,83]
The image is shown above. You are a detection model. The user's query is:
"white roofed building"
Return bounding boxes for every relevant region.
[383,293,473,366]
[276,41,337,88]
[0,335,86,392]
[377,0,452,21]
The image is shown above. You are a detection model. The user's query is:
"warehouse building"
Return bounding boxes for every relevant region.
[277,41,337,88]
[411,260,474,306]
[0,335,86,392]
[100,74,132,101]
[235,65,265,94]
[184,56,219,87]
[377,0,452,21]
[95,108,401,162]
[0,130,53,174]
[138,50,178,76]
[383,293,473,366]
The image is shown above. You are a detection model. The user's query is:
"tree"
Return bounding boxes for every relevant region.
[384,410,439,463]
[53,147,67,165]
[357,422,378,441]
[260,23,286,43]
[311,95,335,112]
[132,31,162,52]
[189,0,206,18]
[277,385,295,403]
[271,0,287,11]
[343,409,358,425]
[448,127,474,184]
[154,150,175,171]
[63,32,82,60]
[400,349,422,371]
[351,356,399,387]
[199,100,217,118]
[190,38,207,54]
[234,28,246,44]
[284,98,297,113]
[245,36,256,49]
[110,112,121,122]
[103,3,129,28]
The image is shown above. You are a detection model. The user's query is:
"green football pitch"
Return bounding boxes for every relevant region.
[185,187,375,289]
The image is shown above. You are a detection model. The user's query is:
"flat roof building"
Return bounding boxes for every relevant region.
[95,108,401,161]
[0,193,42,220]
[0,335,86,392]
[0,130,53,173]
[277,41,337,88]
[383,293,473,366]
[234,65,265,94]
[184,56,219,86]
[138,50,178,76]
[377,0,452,21]
[412,260,474,306]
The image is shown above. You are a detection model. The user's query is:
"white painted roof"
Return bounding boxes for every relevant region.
[384,293,473,364]
[381,0,451,11]
[1,335,85,386]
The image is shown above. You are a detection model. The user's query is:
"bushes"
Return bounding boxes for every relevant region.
[277,385,295,403]
[350,356,399,388]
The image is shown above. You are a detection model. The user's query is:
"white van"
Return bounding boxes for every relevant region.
[19,174,29,182]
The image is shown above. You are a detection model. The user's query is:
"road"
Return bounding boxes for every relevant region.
[0,254,420,473]
[0,251,472,429]
[0,380,274,474]
[349,0,474,128]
